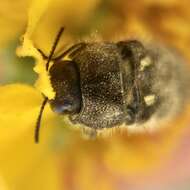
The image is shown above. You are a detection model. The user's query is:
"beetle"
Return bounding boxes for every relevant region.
[35,27,190,143]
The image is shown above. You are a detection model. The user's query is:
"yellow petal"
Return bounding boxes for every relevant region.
[0,176,8,190]
[0,0,30,47]
[0,84,44,142]
[0,84,60,190]
[17,0,55,100]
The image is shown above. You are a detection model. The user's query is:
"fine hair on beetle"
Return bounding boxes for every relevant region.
[35,27,190,143]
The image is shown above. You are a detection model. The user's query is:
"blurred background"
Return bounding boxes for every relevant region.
[0,0,190,190]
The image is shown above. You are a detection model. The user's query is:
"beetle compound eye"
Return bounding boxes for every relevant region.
[49,60,82,115]
[50,99,80,114]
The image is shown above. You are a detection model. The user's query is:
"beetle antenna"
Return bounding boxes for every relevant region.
[35,97,48,143]
[53,42,86,61]
[46,27,64,71]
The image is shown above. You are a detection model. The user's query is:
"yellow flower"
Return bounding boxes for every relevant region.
[0,84,60,189]
[0,0,30,47]
[0,0,190,189]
